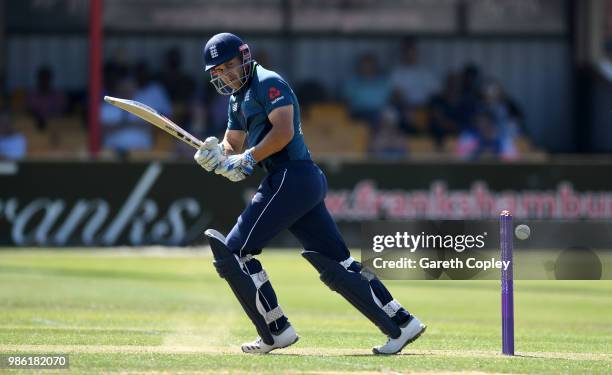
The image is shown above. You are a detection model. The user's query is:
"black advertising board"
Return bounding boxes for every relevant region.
[0,161,252,246]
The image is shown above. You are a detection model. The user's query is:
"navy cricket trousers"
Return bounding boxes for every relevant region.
[225,160,349,262]
[222,160,410,333]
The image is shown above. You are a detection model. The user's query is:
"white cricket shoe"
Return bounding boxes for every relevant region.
[241,323,299,354]
[372,316,426,355]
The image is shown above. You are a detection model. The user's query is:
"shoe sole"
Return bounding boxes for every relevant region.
[241,335,300,354]
[372,325,427,355]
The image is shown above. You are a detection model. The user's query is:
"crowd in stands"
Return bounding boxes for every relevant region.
[0,39,534,161]
[336,39,526,160]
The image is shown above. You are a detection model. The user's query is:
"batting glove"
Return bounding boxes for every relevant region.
[194,137,226,172]
[215,148,257,182]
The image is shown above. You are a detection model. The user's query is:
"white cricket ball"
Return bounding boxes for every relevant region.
[514,224,531,240]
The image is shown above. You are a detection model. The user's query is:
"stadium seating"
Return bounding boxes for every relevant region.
[302,103,369,158]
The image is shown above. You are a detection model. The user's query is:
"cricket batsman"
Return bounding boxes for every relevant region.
[194,32,426,355]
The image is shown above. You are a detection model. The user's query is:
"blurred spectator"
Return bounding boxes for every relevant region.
[176,78,221,159]
[296,79,328,112]
[27,66,66,131]
[369,108,408,159]
[103,51,131,113]
[159,47,195,102]
[105,48,131,82]
[342,53,392,128]
[0,97,26,160]
[159,47,195,129]
[456,80,520,160]
[101,62,171,157]
[134,61,172,117]
[458,63,484,125]
[387,88,418,135]
[101,78,139,158]
[390,38,439,107]
[461,63,483,104]
[428,72,466,149]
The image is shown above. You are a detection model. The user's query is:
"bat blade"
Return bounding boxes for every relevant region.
[103,96,203,149]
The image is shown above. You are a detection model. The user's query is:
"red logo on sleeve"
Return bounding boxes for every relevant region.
[268,87,281,100]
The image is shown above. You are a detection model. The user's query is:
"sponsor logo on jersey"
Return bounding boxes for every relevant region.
[268,87,281,100]
[271,96,285,105]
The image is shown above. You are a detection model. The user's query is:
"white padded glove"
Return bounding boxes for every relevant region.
[214,148,257,182]
[194,137,226,172]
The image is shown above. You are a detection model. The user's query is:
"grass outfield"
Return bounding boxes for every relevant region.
[0,249,610,374]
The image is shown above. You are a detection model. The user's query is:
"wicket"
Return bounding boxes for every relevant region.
[500,210,514,355]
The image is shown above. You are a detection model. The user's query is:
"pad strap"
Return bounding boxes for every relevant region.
[265,306,284,324]
[250,269,269,289]
[340,256,355,269]
[382,299,402,317]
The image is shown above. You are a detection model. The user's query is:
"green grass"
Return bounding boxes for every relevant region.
[0,249,610,374]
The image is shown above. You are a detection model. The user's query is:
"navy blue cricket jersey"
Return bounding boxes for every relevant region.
[227,63,311,172]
